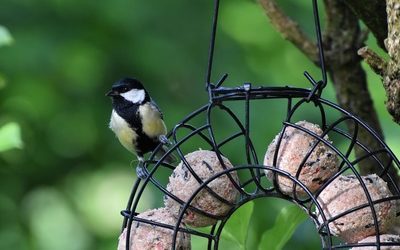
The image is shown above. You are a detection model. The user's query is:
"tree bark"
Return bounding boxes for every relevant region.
[259,0,388,176]
[343,0,387,50]
[358,0,400,125]
[322,0,398,181]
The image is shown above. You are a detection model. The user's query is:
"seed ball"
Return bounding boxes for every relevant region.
[165,150,240,227]
[386,199,400,235]
[351,234,400,250]
[264,121,339,196]
[318,174,396,243]
[117,207,191,250]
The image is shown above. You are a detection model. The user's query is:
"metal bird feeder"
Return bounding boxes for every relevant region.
[119,0,400,249]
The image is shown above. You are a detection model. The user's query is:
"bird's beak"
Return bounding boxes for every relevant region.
[106,90,118,97]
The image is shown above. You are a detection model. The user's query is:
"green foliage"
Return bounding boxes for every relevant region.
[193,202,308,250]
[23,188,91,250]
[0,26,12,89]
[0,27,22,153]
[0,122,23,152]
[220,201,254,249]
[258,204,308,250]
[0,25,13,47]
[0,73,5,90]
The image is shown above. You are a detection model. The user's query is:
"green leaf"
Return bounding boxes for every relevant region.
[0,25,13,47]
[258,204,308,250]
[219,201,254,250]
[0,73,5,90]
[191,226,212,250]
[0,122,23,152]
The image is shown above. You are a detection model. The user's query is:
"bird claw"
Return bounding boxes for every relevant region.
[136,162,147,179]
[159,135,171,145]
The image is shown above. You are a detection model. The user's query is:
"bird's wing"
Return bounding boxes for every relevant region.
[150,99,163,119]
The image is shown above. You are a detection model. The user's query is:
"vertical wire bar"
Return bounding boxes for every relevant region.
[243,83,265,191]
[121,178,141,230]
[209,224,217,250]
[244,84,251,165]
[312,0,327,86]
[205,0,220,90]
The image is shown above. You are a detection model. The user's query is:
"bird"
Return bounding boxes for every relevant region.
[106,77,174,163]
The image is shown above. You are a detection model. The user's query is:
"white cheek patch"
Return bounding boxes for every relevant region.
[120,89,145,104]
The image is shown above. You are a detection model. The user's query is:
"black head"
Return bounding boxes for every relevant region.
[106,78,150,105]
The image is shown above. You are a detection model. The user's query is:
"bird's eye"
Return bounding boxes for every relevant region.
[122,87,129,92]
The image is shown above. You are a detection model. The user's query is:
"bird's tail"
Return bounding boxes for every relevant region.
[154,145,178,165]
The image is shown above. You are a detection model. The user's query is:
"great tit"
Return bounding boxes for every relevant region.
[106,77,173,163]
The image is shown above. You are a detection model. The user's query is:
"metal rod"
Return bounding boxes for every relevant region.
[312,0,327,87]
[205,0,220,90]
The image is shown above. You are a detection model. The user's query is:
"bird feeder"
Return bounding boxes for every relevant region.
[119,0,400,249]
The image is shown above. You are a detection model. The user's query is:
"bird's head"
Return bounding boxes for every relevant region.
[106,78,149,104]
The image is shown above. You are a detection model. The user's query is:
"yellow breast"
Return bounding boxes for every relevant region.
[109,110,137,153]
[139,103,167,138]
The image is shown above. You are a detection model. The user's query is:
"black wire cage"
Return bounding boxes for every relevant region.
[119,0,400,249]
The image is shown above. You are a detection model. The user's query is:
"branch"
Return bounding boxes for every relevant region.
[344,0,387,50]
[258,0,400,186]
[358,46,388,77]
[258,0,318,63]
[384,0,400,124]
[386,0,400,64]
[359,0,400,124]
[322,0,396,179]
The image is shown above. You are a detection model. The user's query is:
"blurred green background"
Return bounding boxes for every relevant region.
[0,0,399,249]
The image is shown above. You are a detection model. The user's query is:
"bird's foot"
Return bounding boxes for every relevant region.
[136,159,147,179]
[136,166,147,179]
[136,167,147,179]
[159,135,171,145]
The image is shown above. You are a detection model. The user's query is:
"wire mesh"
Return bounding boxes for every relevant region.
[119,85,400,249]
[118,0,400,249]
